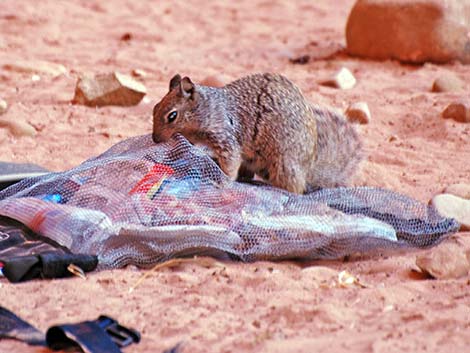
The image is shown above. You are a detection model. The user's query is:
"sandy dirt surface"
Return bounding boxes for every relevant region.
[1,1,470,352]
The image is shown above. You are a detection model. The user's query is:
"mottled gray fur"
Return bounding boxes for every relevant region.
[152,73,362,194]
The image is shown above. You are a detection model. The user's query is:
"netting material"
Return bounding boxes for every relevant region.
[0,134,459,268]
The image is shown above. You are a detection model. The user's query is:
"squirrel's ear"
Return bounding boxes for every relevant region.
[169,74,182,91]
[180,76,196,99]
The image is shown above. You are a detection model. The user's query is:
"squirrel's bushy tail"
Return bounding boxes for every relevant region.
[308,105,363,190]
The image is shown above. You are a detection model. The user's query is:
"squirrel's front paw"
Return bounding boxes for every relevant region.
[236,164,255,182]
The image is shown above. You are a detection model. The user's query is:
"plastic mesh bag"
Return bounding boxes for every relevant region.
[0,134,459,268]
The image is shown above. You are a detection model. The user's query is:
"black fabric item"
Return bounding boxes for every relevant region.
[0,216,65,259]
[0,306,141,353]
[40,252,98,278]
[1,255,41,282]
[0,215,98,282]
[0,162,49,191]
[0,306,46,346]
[46,316,141,353]
[0,162,49,175]
[1,252,99,283]
[46,321,121,353]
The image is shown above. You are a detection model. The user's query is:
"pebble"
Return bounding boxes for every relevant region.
[431,73,464,92]
[0,118,37,137]
[345,102,371,124]
[3,60,67,77]
[120,32,133,41]
[441,101,470,123]
[431,193,470,231]
[346,0,470,64]
[320,67,356,90]
[289,55,311,65]
[72,72,147,107]
[0,99,7,115]
[443,184,470,200]
[416,242,470,279]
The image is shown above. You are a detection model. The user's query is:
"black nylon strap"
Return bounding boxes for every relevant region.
[46,316,141,352]
[0,306,46,346]
[1,252,98,282]
[46,321,122,353]
[0,306,141,352]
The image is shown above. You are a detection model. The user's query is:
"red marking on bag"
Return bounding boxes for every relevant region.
[129,164,174,195]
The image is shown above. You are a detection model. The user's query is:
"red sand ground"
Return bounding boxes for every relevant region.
[1,1,469,352]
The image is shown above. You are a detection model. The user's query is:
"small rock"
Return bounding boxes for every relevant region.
[346,0,470,64]
[416,242,470,279]
[0,118,37,137]
[0,99,7,115]
[431,193,470,231]
[200,75,228,88]
[443,184,470,200]
[120,32,133,41]
[289,55,311,65]
[345,102,371,124]
[72,72,147,107]
[3,60,66,77]
[431,73,464,93]
[442,101,470,123]
[320,67,356,90]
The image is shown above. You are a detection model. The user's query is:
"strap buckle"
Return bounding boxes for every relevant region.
[97,316,141,348]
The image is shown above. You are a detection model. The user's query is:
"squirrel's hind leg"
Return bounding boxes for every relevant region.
[268,161,307,194]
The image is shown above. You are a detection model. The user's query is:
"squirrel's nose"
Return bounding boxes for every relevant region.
[152,133,162,143]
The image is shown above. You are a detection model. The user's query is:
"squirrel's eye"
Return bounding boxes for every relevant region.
[167,110,178,123]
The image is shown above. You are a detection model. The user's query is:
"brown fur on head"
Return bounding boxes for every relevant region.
[152,74,200,143]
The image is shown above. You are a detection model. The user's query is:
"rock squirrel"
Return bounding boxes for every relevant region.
[152,73,362,194]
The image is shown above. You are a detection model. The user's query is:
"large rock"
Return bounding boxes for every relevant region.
[431,194,470,231]
[346,0,470,64]
[72,72,147,107]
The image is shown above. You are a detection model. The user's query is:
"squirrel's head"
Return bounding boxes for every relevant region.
[152,74,200,143]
